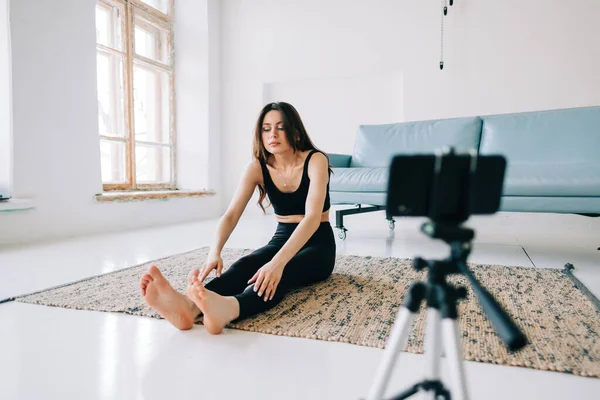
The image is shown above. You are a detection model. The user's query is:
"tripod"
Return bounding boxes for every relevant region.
[366,221,527,400]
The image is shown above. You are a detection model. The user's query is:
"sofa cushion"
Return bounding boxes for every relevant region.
[480,106,600,197]
[479,106,600,163]
[349,117,482,168]
[330,167,388,192]
[502,162,600,196]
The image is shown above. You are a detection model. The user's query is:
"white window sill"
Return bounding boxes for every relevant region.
[94,189,216,203]
[0,198,36,213]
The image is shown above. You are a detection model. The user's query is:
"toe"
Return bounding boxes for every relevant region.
[188,268,200,285]
[141,273,154,282]
[187,284,198,298]
[148,265,165,280]
[195,284,207,298]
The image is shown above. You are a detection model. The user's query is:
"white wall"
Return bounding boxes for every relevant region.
[0,0,222,245]
[220,0,600,209]
[175,0,221,193]
[263,74,404,157]
[0,0,10,191]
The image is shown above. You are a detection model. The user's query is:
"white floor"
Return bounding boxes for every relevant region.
[1,209,599,400]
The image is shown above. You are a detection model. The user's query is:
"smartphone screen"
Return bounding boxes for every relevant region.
[386,154,506,221]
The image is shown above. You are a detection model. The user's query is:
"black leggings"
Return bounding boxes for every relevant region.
[204,222,336,320]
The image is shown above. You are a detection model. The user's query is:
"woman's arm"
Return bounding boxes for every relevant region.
[199,160,262,282]
[271,151,330,266]
[211,159,262,253]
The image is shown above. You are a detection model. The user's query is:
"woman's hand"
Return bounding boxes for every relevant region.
[198,251,224,283]
[248,260,285,301]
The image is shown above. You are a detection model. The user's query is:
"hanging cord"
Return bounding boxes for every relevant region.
[440,0,446,70]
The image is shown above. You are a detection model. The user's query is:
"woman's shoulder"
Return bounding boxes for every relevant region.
[249,158,262,169]
[305,150,329,175]
[246,158,264,181]
[305,149,328,163]
[299,150,313,160]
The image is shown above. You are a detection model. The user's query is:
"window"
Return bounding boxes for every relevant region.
[95,0,175,191]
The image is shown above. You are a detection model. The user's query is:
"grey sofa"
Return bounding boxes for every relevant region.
[328,106,600,239]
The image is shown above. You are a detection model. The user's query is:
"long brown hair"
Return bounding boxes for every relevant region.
[253,102,329,213]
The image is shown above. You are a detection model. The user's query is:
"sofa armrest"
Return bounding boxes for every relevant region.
[327,153,352,168]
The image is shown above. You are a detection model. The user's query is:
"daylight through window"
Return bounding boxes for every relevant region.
[95,0,175,191]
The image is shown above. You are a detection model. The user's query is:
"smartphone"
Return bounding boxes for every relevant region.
[385,152,506,223]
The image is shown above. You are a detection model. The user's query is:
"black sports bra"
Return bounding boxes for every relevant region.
[259,150,331,216]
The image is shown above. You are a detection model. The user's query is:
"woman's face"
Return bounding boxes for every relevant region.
[262,110,292,155]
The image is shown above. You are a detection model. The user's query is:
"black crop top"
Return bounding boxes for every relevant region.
[259,150,331,216]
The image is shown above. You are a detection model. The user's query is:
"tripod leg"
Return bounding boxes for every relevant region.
[442,319,469,400]
[424,309,442,400]
[366,307,416,400]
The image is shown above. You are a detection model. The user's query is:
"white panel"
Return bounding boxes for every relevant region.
[174,0,210,191]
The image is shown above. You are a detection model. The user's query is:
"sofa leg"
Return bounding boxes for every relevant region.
[335,208,345,231]
[334,205,386,239]
[335,209,348,240]
[387,217,396,231]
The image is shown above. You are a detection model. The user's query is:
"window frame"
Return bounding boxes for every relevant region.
[96,0,176,192]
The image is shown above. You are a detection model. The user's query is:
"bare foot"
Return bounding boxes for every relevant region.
[140,266,200,330]
[187,284,240,334]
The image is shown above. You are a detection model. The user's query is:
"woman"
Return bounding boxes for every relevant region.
[140,102,336,334]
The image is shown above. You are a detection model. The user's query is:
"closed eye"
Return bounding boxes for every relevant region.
[263,125,284,132]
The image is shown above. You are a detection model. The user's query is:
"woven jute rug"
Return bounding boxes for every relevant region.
[14,247,600,378]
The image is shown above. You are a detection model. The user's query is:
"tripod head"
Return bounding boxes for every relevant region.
[413,221,474,278]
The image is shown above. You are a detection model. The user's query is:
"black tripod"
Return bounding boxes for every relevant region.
[366,221,528,400]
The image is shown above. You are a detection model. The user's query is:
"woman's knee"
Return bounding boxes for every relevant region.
[314,253,336,281]
[285,259,335,286]
[229,249,273,272]
[318,262,335,282]
[228,255,257,272]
